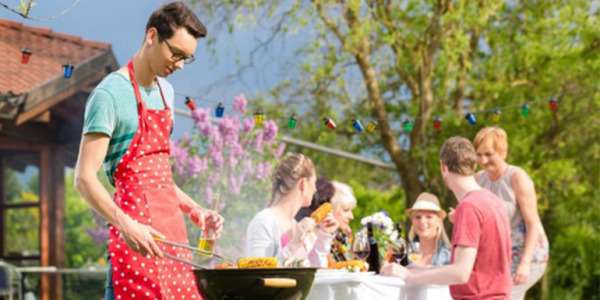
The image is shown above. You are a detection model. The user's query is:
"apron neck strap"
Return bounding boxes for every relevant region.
[127,60,169,111]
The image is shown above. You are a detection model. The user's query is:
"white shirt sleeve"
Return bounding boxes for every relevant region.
[245,210,280,260]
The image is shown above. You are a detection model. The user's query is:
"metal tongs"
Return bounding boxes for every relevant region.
[154,237,225,260]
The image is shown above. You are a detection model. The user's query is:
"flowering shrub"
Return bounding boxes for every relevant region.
[170,94,285,259]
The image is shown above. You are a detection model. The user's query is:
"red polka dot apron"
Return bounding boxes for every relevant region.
[107,60,202,299]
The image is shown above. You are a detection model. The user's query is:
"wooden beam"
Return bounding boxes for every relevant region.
[33,111,51,123]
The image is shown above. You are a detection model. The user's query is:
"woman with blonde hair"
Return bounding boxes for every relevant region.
[473,126,549,300]
[406,192,451,266]
[245,153,338,267]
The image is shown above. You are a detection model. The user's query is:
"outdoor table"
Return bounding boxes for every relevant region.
[307,269,452,300]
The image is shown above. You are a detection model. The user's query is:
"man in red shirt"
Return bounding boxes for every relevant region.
[382,136,512,299]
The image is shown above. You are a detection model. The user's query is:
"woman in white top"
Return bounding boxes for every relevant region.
[245,153,338,267]
[473,127,549,300]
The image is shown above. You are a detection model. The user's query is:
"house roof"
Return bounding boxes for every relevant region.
[0,19,112,95]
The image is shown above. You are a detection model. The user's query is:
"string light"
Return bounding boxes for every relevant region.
[185,97,196,111]
[62,64,74,79]
[490,108,501,122]
[366,121,377,133]
[352,119,364,133]
[254,110,265,127]
[520,103,529,117]
[465,112,477,125]
[402,119,414,133]
[288,114,297,129]
[433,116,442,130]
[549,98,558,112]
[215,102,225,118]
[324,117,336,130]
[20,48,32,64]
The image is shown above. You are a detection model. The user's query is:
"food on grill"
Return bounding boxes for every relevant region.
[237,257,278,269]
[310,202,332,223]
[214,262,237,269]
[333,260,368,272]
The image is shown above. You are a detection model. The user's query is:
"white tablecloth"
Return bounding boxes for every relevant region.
[307,270,452,300]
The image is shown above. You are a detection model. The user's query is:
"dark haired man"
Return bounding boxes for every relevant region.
[74,2,223,299]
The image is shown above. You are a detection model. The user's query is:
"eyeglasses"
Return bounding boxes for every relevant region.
[163,39,195,64]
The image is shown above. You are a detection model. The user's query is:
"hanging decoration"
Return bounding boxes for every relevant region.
[548,98,558,112]
[324,117,336,130]
[288,114,297,129]
[254,110,265,127]
[62,63,74,79]
[215,102,225,118]
[490,108,501,122]
[402,119,414,133]
[366,121,377,133]
[520,103,529,117]
[433,116,442,130]
[20,48,32,64]
[465,112,477,125]
[352,119,364,133]
[185,97,196,111]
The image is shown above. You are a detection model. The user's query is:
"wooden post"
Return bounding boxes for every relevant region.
[40,145,65,300]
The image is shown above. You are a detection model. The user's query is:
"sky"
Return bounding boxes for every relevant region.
[0,0,290,138]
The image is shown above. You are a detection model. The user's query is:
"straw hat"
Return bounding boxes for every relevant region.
[406,192,447,218]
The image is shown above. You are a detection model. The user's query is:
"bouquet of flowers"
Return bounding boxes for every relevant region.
[360,211,400,258]
[170,94,285,259]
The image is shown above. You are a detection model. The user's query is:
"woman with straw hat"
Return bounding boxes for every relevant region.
[406,192,451,267]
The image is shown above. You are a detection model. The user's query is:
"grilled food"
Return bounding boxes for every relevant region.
[237,257,278,269]
[214,262,237,269]
[333,260,368,272]
[310,202,332,223]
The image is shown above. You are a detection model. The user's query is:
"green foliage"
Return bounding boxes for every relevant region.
[63,170,106,268]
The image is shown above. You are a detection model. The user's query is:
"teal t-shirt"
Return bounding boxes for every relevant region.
[82,71,175,185]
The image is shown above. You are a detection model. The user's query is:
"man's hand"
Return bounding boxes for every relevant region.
[116,212,165,257]
[179,203,224,237]
[380,262,410,280]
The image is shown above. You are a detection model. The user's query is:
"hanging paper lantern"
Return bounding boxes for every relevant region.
[490,108,501,122]
[402,120,414,133]
[288,114,297,129]
[433,116,442,130]
[366,121,377,133]
[185,97,196,111]
[465,112,477,125]
[520,103,529,117]
[352,119,364,133]
[21,48,32,64]
[254,110,265,127]
[324,117,336,130]
[62,64,74,79]
[548,98,558,112]
[215,102,225,118]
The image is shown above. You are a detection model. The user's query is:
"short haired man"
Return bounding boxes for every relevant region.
[74,2,223,299]
[381,136,512,299]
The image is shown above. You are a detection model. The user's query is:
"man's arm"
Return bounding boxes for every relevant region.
[174,185,224,236]
[74,133,164,257]
[381,246,477,285]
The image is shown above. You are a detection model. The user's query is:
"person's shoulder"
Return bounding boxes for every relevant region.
[250,209,276,225]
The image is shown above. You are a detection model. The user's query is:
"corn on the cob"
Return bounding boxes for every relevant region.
[310,202,332,223]
[237,257,278,269]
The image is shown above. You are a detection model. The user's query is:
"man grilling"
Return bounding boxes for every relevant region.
[74,2,223,299]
